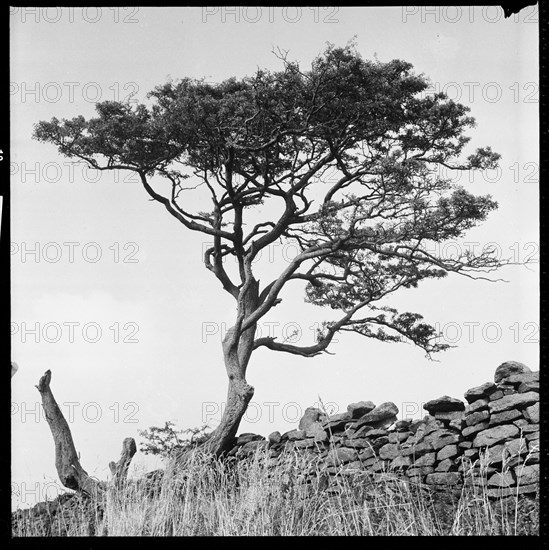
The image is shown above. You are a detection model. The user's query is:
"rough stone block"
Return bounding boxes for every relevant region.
[506,451,539,469]
[305,422,329,442]
[448,418,464,432]
[343,438,372,449]
[427,432,461,450]
[368,415,398,430]
[524,403,539,423]
[423,417,442,434]
[286,429,307,441]
[358,432,389,441]
[236,433,265,445]
[435,459,455,472]
[423,396,465,414]
[499,370,538,386]
[412,452,436,467]
[518,380,539,393]
[237,440,268,456]
[269,448,282,458]
[525,451,540,464]
[372,460,388,473]
[517,422,538,434]
[437,444,459,461]
[328,412,352,423]
[462,421,490,438]
[408,465,434,474]
[465,410,490,426]
[434,411,464,423]
[464,382,497,404]
[489,390,504,402]
[504,438,528,457]
[514,464,539,485]
[299,407,327,431]
[408,420,424,434]
[349,425,374,438]
[395,420,412,432]
[486,483,538,499]
[340,460,364,472]
[347,401,376,419]
[371,436,390,450]
[458,460,474,473]
[488,391,538,413]
[325,447,358,466]
[425,472,462,486]
[465,398,490,414]
[481,443,506,465]
[400,441,433,457]
[378,443,400,460]
[494,361,531,384]
[487,471,515,487]
[390,456,411,469]
[354,402,399,426]
[358,452,377,465]
[488,409,522,426]
[463,448,479,460]
[388,431,411,444]
[464,465,497,477]
[293,439,316,449]
[473,424,519,447]
[323,413,352,432]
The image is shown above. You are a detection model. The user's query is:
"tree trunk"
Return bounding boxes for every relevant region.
[36,370,137,497]
[109,437,137,489]
[202,376,254,457]
[36,370,103,497]
[200,278,259,457]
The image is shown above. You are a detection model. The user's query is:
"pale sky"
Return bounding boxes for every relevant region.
[10,6,539,508]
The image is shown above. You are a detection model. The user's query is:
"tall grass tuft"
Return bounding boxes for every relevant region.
[12,445,538,536]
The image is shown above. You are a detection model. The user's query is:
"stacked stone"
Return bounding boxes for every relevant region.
[227,362,539,498]
[262,400,400,474]
[11,493,101,536]
[13,362,540,533]
[406,394,466,487]
[232,396,470,488]
[460,361,539,497]
[227,432,268,457]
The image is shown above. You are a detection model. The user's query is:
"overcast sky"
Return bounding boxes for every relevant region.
[10,6,538,509]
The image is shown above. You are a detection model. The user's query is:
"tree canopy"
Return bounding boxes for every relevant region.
[34,43,502,361]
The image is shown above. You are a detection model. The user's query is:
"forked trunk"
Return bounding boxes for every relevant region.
[36,370,136,496]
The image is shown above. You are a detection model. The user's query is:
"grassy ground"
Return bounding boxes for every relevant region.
[12,447,539,536]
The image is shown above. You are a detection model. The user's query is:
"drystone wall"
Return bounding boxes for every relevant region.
[12,360,540,536]
[228,361,540,498]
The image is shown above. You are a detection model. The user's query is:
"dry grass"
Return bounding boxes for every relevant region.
[12,445,539,536]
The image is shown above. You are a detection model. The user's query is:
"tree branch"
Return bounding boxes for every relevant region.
[139,172,235,241]
[243,242,344,331]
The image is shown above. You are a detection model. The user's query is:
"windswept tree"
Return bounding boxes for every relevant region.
[34,43,505,458]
